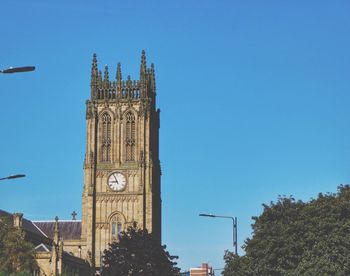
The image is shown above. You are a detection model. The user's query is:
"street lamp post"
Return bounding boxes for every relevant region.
[199,213,238,255]
[0,66,35,74]
[0,174,26,181]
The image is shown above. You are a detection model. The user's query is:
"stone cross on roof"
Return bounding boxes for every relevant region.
[71,211,77,220]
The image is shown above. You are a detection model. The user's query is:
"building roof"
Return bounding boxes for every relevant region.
[0,209,82,241]
[33,220,82,240]
[34,243,51,252]
[0,209,46,238]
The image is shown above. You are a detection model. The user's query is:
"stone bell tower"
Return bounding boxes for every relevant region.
[81,51,161,267]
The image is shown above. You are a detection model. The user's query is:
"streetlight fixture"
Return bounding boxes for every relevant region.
[0,66,35,74]
[0,174,26,181]
[199,213,238,255]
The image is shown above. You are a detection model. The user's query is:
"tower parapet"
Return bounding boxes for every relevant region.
[90,51,156,101]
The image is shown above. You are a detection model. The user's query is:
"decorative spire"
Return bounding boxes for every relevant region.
[116,62,122,83]
[91,53,98,81]
[103,65,110,92]
[140,50,147,81]
[151,63,156,93]
[91,53,98,99]
[98,70,102,87]
[54,216,59,244]
[126,75,132,86]
[103,65,109,82]
[54,216,59,227]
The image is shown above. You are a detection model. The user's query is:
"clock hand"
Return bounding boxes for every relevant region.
[113,174,119,184]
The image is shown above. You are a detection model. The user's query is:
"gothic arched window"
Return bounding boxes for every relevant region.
[110,215,123,241]
[100,112,111,162]
[125,112,136,161]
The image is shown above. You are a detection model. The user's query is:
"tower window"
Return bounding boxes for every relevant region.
[100,112,112,162]
[111,216,123,240]
[125,112,136,161]
[117,222,122,235]
[112,222,116,238]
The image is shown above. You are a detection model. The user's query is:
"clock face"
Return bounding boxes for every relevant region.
[108,172,127,192]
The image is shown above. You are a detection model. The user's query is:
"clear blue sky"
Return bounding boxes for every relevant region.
[1,0,350,271]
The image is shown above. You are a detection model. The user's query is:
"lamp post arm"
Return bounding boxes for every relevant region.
[0,66,35,74]
[0,174,26,181]
[211,215,234,220]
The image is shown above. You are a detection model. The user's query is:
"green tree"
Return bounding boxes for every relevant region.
[223,185,350,276]
[102,223,180,276]
[0,218,38,275]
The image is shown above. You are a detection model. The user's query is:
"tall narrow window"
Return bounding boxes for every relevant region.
[125,112,136,161]
[111,221,117,239]
[110,215,123,241]
[117,223,122,236]
[100,112,111,162]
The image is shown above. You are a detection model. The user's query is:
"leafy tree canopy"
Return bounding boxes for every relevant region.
[102,223,180,276]
[223,185,350,276]
[0,218,38,275]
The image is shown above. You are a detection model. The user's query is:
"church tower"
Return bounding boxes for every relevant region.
[81,51,161,267]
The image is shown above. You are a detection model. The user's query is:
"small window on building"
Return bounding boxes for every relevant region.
[111,221,117,239]
[110,215,123,241]
[117,222,122,236]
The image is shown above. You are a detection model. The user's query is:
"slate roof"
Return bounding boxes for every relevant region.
[33,220,82,240]
[0,209,47,238]
[0,209,13,220]
[0,209,81,241]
